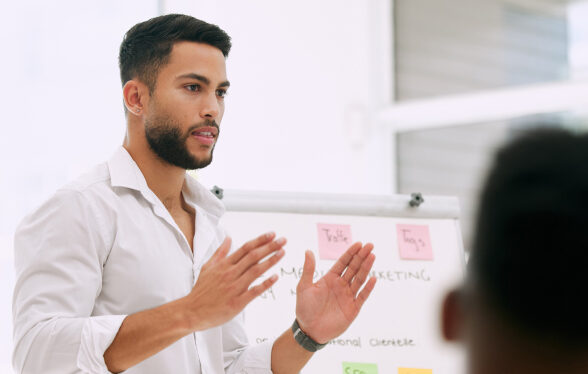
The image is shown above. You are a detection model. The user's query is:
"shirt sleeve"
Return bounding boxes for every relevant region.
[203,228,271,374]
[12,189,127,374]
[222,311,276,374]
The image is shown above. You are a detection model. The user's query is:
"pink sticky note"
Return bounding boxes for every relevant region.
[316,223,353,260]
[396,224,433,260]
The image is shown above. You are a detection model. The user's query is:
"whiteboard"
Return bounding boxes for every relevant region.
[218,190,466,374]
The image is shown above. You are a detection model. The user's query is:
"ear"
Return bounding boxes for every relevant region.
[441,288,464,342]
[122,79,146,115]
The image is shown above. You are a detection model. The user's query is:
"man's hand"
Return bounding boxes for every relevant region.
[183,232,286,331]
[104,232,285,373]
[294,242,377,343]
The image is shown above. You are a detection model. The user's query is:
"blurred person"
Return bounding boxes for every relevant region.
[12,14,377,374]
[442,127,588,374]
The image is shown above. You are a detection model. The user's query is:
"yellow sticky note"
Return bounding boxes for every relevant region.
[342,361,378,374]
[398,368,432,374]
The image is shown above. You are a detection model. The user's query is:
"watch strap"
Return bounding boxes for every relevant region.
[291,319,328,352]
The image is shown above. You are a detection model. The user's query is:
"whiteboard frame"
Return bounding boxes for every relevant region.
[220,189,461,220]
[219,189,467,269]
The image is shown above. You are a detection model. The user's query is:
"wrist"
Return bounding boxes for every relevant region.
[175,296,203,333]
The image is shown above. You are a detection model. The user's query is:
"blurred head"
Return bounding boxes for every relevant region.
[442,128,588,374]
[119,14,232,170]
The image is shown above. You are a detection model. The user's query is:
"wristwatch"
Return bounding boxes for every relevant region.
[291,319,328,352]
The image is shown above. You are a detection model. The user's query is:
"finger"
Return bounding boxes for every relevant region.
[355,276,377,309]
[238,274,279,306]
[210,237,232,263]
[233,237,287,276]
[236,246,286,291]
[228,231,276,264]
[298,250,316,290]
[328,242,362,276]
[350,253,376,294]
[342,243,375,283]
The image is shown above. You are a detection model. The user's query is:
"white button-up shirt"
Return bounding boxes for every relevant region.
[12,147,273,374]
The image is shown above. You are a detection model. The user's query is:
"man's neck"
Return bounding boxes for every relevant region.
[123,143,186,212]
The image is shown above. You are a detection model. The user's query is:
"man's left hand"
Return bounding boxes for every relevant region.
[294,242,377,344]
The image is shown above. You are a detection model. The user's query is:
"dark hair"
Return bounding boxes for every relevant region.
[469,127,588,345]
[118,14,231,92]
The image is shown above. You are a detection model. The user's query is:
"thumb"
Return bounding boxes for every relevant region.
[211,236,232,263]
[298,250,315,290]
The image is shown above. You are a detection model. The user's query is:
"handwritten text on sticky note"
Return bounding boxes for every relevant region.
[398,368,432,374]
[317,223,352,260]
[342,361,378,374]
[396,224,434,260]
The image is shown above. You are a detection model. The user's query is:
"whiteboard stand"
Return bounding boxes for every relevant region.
[217,189,466,374]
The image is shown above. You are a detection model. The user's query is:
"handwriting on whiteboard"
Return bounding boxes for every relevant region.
[396,224,434,261]
[317,223,353,260]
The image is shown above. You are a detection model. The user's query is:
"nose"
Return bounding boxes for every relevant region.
[200,92,220,120]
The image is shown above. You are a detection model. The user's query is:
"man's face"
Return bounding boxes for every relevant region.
[144,41,229,170]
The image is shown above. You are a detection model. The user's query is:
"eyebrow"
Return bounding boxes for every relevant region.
[176,73,230,88]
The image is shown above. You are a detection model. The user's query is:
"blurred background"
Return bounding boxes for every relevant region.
[1,0,588,371]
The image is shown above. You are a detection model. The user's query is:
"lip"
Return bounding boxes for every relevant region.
[191,126,218,146]
[191,126,218,137]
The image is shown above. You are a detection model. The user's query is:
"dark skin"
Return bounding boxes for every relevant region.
[104,41,377,373]
[442,289,588,374]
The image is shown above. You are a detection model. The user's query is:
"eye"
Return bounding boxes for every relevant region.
[216,89,228,98]
[185,84,200,92]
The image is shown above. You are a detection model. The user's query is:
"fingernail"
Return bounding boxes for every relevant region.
[276,237,286,245]
[270,274,278,282]
[265,231,275,238]
[275,248,285,257]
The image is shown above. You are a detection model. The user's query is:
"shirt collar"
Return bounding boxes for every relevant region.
[107,146,150,192]
[182,172,226,223]
[107,146,225,222]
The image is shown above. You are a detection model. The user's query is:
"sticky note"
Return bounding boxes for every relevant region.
[317,223,352,260]
[342,361,378,374]
[396,224,433,260]
[398,368,432,374]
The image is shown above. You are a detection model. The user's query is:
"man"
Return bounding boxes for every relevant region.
[441,128,588,373]
[12,14,377,374]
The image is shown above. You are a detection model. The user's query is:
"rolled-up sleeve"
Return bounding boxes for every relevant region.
[229,340,275,374]
[12,189,126,374]
[220,311,275,374]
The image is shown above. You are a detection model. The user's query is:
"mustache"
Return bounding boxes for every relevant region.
[187,120,220,134]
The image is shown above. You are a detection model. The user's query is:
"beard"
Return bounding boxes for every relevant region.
[144,114,219,170]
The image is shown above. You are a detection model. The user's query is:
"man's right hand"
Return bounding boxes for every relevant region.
[104,232,285,372]
[182,232,286,331]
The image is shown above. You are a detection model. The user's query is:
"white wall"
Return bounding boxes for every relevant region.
[166,0,394,195]
[0,1,160,371]
[0,1,393,371]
